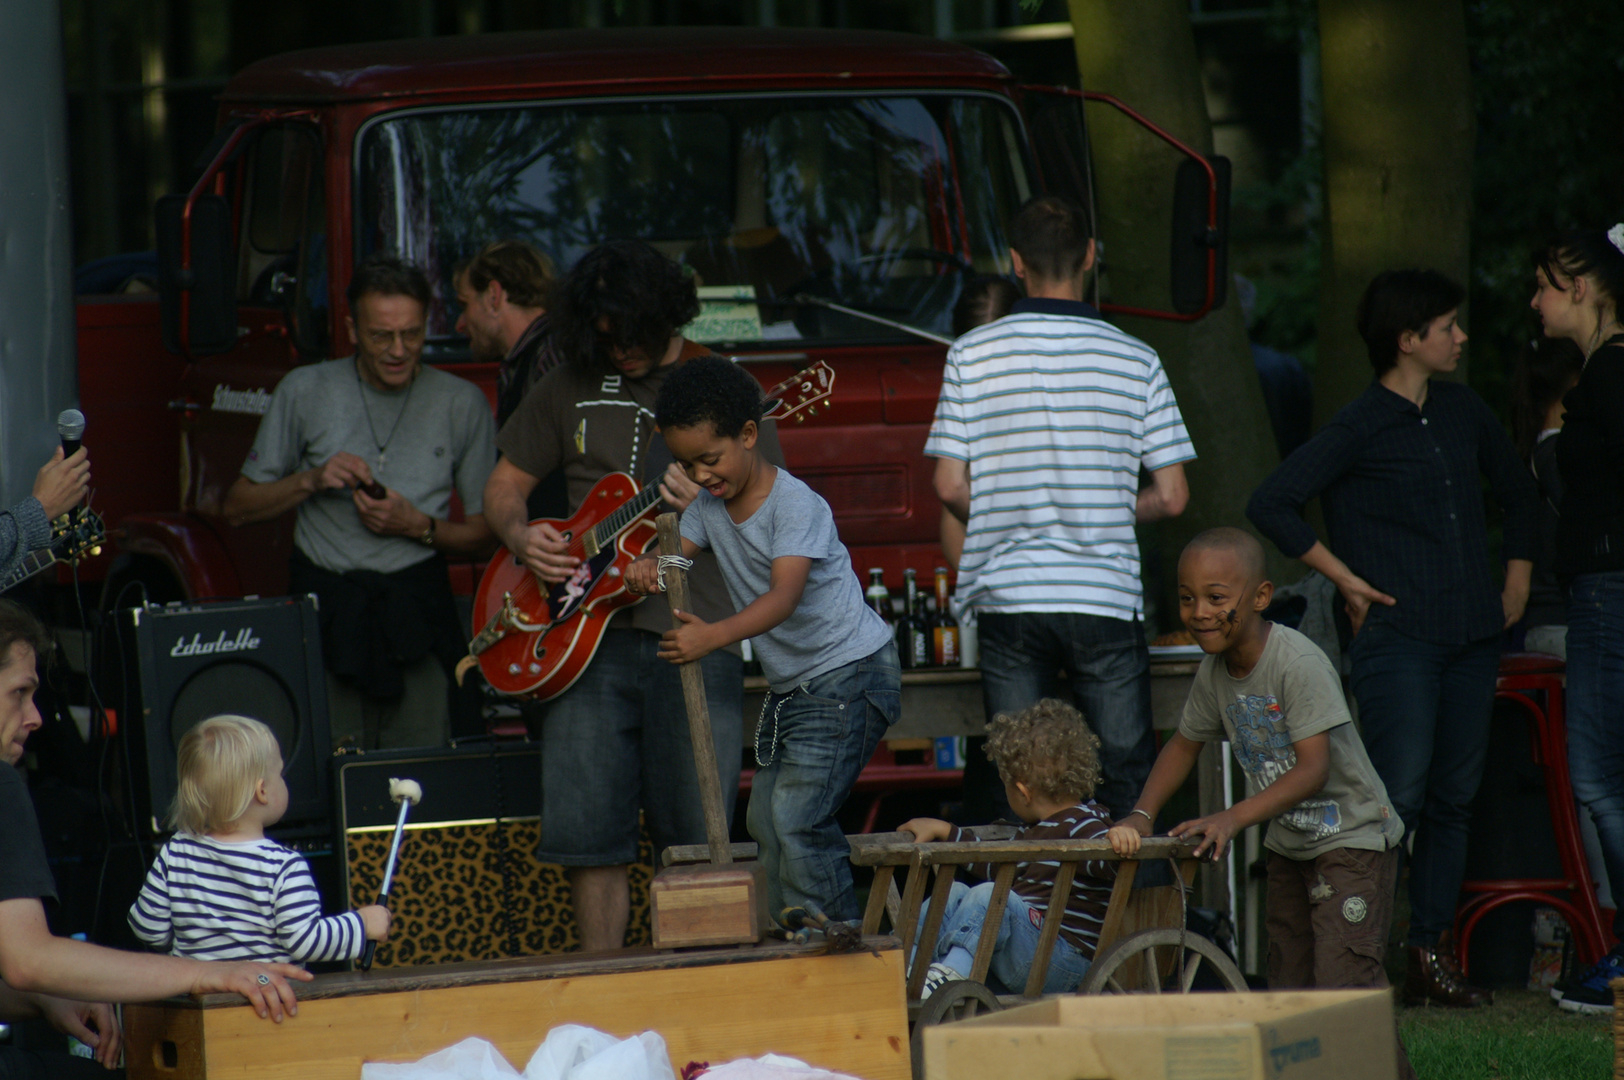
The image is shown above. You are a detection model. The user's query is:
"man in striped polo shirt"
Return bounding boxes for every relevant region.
[926,196,1195,822]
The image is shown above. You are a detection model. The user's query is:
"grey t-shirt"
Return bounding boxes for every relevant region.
[242,359,496,574]
[1179,623,1403,860]
[681,468,892,692]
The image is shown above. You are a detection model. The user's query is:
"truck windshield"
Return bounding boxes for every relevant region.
[357,93,1032,354]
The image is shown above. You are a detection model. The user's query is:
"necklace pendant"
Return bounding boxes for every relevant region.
[377,451,387,470]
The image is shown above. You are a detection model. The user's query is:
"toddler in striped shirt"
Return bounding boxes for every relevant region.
[129,715,390,963]
[901,699,1116,997]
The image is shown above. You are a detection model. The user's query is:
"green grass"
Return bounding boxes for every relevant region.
[1399,989,1613,1080]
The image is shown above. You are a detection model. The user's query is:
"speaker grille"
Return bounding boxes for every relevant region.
[170,661,302,769]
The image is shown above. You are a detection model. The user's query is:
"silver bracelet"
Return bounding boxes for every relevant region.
[1126,808,1153,825]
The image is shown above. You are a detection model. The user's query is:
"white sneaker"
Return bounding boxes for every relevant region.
[920,962,966,1000]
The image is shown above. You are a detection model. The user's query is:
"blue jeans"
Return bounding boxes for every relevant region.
[747,644,901,921]
[1348,620,1498,946]
[972,612,1155,820]
[1566,572,1624,939]
[928,881,1092,994]
[537,629,743,865]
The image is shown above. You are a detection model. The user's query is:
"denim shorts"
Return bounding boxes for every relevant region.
[536,629,743,866]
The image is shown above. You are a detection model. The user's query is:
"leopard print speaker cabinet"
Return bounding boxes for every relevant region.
[335,743,652,967]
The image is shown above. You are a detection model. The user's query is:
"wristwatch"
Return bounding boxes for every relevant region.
[418,518,437,547]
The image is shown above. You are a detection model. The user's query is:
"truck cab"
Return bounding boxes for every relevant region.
[79,27,1145,609]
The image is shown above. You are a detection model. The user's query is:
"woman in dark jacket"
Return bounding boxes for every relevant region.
[1533,225,1624,1014]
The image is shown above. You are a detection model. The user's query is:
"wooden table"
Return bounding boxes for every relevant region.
[126,938,909,1080]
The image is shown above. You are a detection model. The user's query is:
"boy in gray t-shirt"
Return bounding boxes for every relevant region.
[1109,528,1414,1078]
[626,356,899,924]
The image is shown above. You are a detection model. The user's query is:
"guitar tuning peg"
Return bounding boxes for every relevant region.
[795,415,805,423]
[89,546,102,557]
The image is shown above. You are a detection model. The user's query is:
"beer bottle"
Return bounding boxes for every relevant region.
[932,567,960,667]
[910,589,932,668]
[896,569,924,669]
[865,568,892,624]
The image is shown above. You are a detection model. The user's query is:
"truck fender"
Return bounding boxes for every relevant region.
[113,513,242,601]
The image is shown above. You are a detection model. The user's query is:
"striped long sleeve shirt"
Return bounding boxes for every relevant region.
[128,834,364,962]
[950,801,1117,959]
[924,298,1196,620]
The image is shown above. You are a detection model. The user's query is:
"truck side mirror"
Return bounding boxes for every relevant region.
[1170,155,1231,316]
[156,193,237,356]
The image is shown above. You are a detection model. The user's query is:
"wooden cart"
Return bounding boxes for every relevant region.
[668,830,1248,1080]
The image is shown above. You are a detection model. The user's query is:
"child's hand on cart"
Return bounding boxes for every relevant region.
[1107,819,1149,856]
[1169,809,1240,861]
[898,817,954,843]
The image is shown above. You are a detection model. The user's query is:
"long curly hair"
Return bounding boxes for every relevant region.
[554,240,700,377]
[984,698,1101,803]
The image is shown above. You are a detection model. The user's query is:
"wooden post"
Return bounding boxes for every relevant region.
[657,512,732,866]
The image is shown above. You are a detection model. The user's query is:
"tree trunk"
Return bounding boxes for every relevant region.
[1314,0,1474,424]
[1068,0,1284,611]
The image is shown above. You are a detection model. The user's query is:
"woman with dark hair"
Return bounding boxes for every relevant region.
[1509,336,1584,659]
[1248,269,1538,1008]
[1533,225,1624,1014]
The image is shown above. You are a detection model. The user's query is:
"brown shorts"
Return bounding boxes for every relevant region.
[1265,845,1399,991]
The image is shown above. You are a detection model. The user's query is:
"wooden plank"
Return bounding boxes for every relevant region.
[127,949,909,1080]
[891,853,930,972]
[1092,860,1138,961]
[967,864,1016,984]
[908,866,959,999]
[662,841,758,868]
[657,514,732,866]
[863,864,895,935]
[1022,861,1077,998]
[850,837,1199,865]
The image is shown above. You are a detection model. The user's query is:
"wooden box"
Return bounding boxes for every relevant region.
[126,937,909,1080]
[650,861,767,948]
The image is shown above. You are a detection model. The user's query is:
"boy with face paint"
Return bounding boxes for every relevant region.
[1110,528,1413,1075]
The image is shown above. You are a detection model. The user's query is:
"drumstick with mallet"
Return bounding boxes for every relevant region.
[359,777,422,972]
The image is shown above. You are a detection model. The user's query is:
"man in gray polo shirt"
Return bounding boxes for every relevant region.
[224,255,497,749]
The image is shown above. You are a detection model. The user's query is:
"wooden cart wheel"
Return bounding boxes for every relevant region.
[910,980,1002,1080]
[1077,927,1249,995]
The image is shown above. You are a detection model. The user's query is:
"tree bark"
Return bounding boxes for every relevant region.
[1314,0,1474,424]
[1068,0,1284,609]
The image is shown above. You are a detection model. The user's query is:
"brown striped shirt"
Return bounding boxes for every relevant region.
[950,801,1116,958]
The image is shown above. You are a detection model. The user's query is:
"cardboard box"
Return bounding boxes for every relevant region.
[924,989,1396,1080]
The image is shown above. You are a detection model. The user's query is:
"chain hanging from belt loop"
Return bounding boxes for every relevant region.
[755,689,791,768]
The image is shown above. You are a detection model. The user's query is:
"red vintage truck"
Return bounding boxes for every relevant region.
[72,26,1220,634]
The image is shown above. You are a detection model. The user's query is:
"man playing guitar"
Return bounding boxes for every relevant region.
[484,240,783,952]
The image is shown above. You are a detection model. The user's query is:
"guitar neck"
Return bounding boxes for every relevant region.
[587,478,666,551]
[0,548,58,595]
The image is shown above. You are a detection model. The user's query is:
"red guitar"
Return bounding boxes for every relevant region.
[461,361,835,700]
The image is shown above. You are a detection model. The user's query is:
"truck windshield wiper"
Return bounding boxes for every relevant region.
[787,294,953,346]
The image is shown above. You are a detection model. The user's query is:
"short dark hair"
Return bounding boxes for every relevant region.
[1511,335,1585,458]
[1181,526,1266,583]
[655,355,763,439]
[0,600,51,668]
[1009,196,1093,283]
[953,276,1023,337]
[1355,269,1465,374]
[457,240,555,309]
[556,240,700,377]
[346,253,431,313]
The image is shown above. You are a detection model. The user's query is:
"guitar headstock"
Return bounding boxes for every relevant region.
[761,360,836,424]
[51,509,106,563]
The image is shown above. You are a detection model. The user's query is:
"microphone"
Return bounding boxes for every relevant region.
[57,409,86,458]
